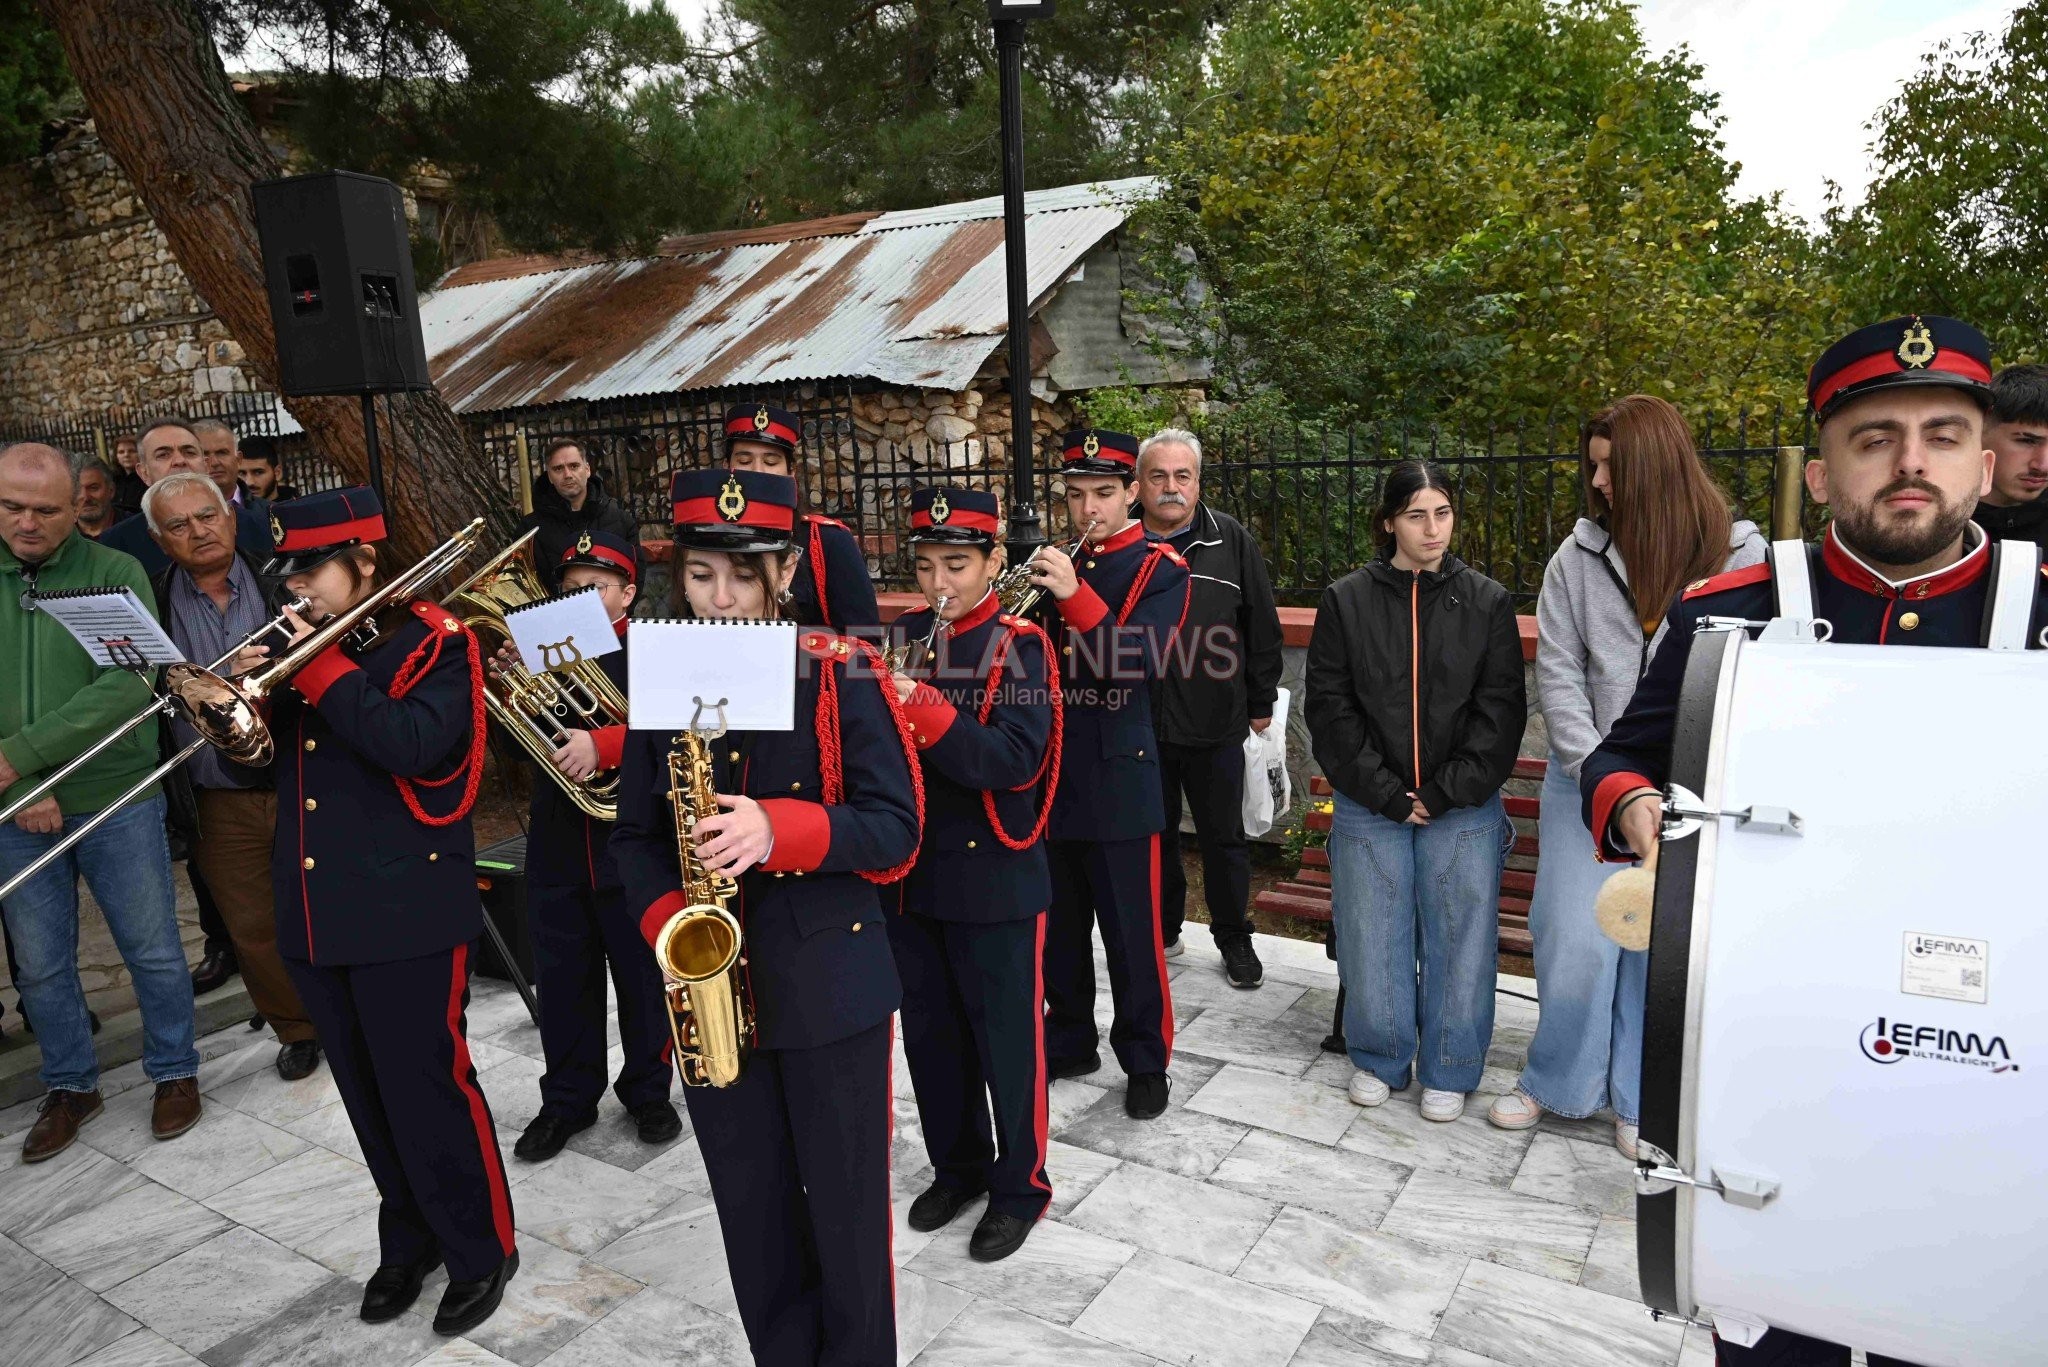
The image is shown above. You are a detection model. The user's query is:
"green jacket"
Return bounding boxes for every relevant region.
[1,531,161,816]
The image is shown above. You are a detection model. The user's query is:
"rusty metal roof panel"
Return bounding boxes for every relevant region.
[417,178,1157,412]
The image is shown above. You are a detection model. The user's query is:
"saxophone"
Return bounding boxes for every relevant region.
[651,732,754,1088]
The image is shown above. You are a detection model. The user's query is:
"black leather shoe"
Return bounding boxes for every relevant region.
[190,947,238,995]
[433,1248,518,1336]
[1220,939,1264,989]
[1049,1052,1101,1080]
[1125,1072,1170,1120]
[275,1040,322,1081]
[969,1210,1034,1262]
[360,1251,441,1323]
[632,1101,683,1145]
[908,1182,985,1233]
[513,1111,594,1162]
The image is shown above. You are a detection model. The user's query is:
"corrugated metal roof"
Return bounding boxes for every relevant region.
[417,178,1158,413]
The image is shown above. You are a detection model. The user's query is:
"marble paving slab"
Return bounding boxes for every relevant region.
[202,1146,382,1255]
[1434,1259,1685,1367]
[506,1147,682,1256]
[632,1128,713,1199]
[587,1195,728,1301]
[1163,968,1308,1023]
[910,1299,1162,1367]
[1378,1168,1599,1283]
[203,1274,444,1367]
[1338,1096,1536,1187]
[70,1328,207,1367]
[1185,1063,1358,1146]
[0,1136,149,1239]
[1578,1214,1640,1302]
[1045,1077,1111,1134]
[1275,987,1341,1037]
[18,1176,231,1291]
[283,1097,368,1165]
[895,1265,978,1365]
[5,1254,140,1367]
[905,1215,1135,1326]
[472,1054,550,1132]
[561,1105,689,1172]
[99,1226,335,1356]
[127,1106,311,1201]
[1207,1129,1409,1231]
[1064,1160,1278,1276]
[517,1284,750,1367]
[199,1059,341,1128]
[1283,1307,1444,1367]
[1173,1009,1325,1078]
[1055,1090,1250,1181]
[77,1079,188,1162]
[293,1205,387,1284]
[410,1235,641,1367]
[1072,1249,1320,1367]
[408,1341,523,1367]
[1234,1206,1467,1338]
[1044,1138,1123,1219]
[1511,1132,1634,1215]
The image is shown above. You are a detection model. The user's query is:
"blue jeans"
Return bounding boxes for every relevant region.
[1516,755,1645,1122]
[1330,790,1511,1093]
[0,793,198,1092]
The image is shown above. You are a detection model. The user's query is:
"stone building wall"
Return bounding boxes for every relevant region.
[0,123,262,426]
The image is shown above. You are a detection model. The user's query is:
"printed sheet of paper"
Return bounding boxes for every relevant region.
[628,621,797,732]
[503,586,622,674]
[34,587,185,668]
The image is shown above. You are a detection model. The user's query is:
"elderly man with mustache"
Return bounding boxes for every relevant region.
[1136,428,1284,990]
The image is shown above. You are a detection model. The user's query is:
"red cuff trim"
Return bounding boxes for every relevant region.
[1057,580,1109,633]
[1592,771,1655,863]
[900,684,959,750]
[640,889,690,948]
[291,645,359,707]
[590,724,627,771]
[758,798,832,872]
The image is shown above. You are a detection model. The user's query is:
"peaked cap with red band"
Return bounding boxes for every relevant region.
[909,485,999,546]
[1059,428,1140,479]
[1808,315,1994,424]
[559,528,640,584]
[263,484,387,576]
[671,467,798,553]
[724,403,801,456]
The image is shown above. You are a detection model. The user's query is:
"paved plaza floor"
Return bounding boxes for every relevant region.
[0,930,1716,1367]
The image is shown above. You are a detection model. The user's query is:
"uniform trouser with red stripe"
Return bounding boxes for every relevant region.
[284,942,516,1282]
[1043,834,1175,1077]
[890,909,1052,1221]
[529,881,672,1118]
[684,1018,895,1367]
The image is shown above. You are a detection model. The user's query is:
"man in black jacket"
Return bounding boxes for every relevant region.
[101,418,270,579]
[519,438,638,590]
[1976,364,2048,545]
[1138,429,1284,989]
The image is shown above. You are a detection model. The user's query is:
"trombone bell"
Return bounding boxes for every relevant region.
[162,663,274,767]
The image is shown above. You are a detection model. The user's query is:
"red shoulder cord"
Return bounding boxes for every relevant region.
[386,615,488,827]
[1119,543,1169,625]
[976,619,1063,851]
[807,516,832,626]
[813,637,925,885]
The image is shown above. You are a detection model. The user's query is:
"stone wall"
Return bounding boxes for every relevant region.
[0,124,263,425]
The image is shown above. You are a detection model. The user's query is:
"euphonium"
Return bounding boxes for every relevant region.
[445,531,628,821]
[651,731,754,1088]
[991,520,1094,618]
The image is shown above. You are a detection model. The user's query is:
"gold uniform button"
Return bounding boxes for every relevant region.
[791,782,802,791]
[850,921,862,933]
[967,839,977,849]
[1062,646,1073,655]
[729,750,741,763]
[303,739,317,752]
[302,857,316,870]
[428,853,439,862]
[304,799,317,812]
[1899,611,1921,631]
[1086,560,1097,569]
[1137,749,1146,758]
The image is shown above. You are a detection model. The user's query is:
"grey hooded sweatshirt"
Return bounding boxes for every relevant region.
[1536,516,1766,781]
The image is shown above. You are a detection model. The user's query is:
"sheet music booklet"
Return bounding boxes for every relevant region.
[627,619,797,732]
[502,585,623,675]
[32,586,185,670]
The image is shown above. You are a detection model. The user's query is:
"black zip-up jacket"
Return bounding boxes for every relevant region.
[1150,504,1285,748]
[519,472,639,591]
[1305,551,1526,820]
[1975,496,2048,546]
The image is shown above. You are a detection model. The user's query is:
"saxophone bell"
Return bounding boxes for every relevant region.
[655,737,754,1088]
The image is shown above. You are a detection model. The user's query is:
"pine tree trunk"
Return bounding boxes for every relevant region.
[33,0,518,567]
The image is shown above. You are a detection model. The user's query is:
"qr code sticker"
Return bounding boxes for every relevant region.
[1962,968,1984,989]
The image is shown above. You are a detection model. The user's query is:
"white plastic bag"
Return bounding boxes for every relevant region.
[1241,686,1292,837]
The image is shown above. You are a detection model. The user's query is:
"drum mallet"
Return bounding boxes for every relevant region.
[1596,843,1657,952]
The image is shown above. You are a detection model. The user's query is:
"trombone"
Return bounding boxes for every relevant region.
[0,518,491,903]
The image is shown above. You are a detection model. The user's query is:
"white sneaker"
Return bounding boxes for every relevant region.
[1615,1120,1640,1161]
[1162,936,1184,959]
[1347,1070,1390,1107]
[1419,1089,1466,1122]
[1486,1089,1544,1131]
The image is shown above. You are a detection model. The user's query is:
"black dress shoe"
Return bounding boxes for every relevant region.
[190,947,238,995]
[969,1210,1034,1262]
[907,1182,985,1233]
[1220,939,1264,989]
[360,1251,441,1323]
[513,1111,594,1162]
[632,1100,683,1144]
[1048,1052,1101,1080]
[275,1040,322,1081]
[1125,1071,1170,1119]
[433,1248,518,1336]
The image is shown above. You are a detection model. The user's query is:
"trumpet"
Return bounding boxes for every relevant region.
[881,594,949,676]
[991,520,1094,618]
[0,519,492,903]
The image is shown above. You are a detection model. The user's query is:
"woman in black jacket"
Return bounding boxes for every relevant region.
[1305,461,1526,1124]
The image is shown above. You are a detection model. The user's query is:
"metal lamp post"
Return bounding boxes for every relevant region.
[989,0,1055,568]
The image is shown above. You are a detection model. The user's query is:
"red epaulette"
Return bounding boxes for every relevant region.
[407,598,470,637]
[798,629,860,663]
[804,512,851,533]
[1151,541,1187,569]
[1680,561,1772,601]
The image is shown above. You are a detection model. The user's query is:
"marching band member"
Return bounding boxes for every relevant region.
[250,488,518,1335]
[1582,316,2048,1367]
[1031,429,1191,1120]
[888,486,1059,1262]
[722,403,880,632]
[510,531,681,1163]
[612,468,920,1366]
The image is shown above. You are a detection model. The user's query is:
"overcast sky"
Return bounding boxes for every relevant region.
[663,0,2017,223]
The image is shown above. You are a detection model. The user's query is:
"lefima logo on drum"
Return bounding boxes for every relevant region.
[1859,1017,2018,1073]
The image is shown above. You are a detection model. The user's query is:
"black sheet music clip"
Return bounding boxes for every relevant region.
[688,696,730,740]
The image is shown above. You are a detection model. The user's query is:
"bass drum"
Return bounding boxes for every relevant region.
[1638,629,2047,1366]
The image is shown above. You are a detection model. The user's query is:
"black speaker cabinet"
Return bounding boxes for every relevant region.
[474,835,536,985]
[252,171,433,397]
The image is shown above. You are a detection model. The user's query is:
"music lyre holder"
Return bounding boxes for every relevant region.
[689,697,730,738]
[101,637,153,673]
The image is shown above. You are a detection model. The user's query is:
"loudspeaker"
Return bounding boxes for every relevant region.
[252,171,433,397]
[474,835,536,985]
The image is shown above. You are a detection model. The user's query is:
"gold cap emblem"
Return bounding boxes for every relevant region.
[576,531,593,554]
[717,473,749,523]
[753,406,772,433]
[270,515,285,548]
[929,491,951,524]
[1897,317,1937,370]
[1082,432,1101,457]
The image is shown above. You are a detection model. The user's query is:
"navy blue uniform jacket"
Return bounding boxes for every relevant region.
[894,591,1056,923]
[268,599,487,965]
[1581,526,2048,859]
[611,631,921,1050]
[524,618,630,891]
[793,514,880,633]
[1042,522,1190,843]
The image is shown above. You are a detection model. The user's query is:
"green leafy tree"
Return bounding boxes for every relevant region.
[1823,2,2048,364]
[0,0,76,161]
